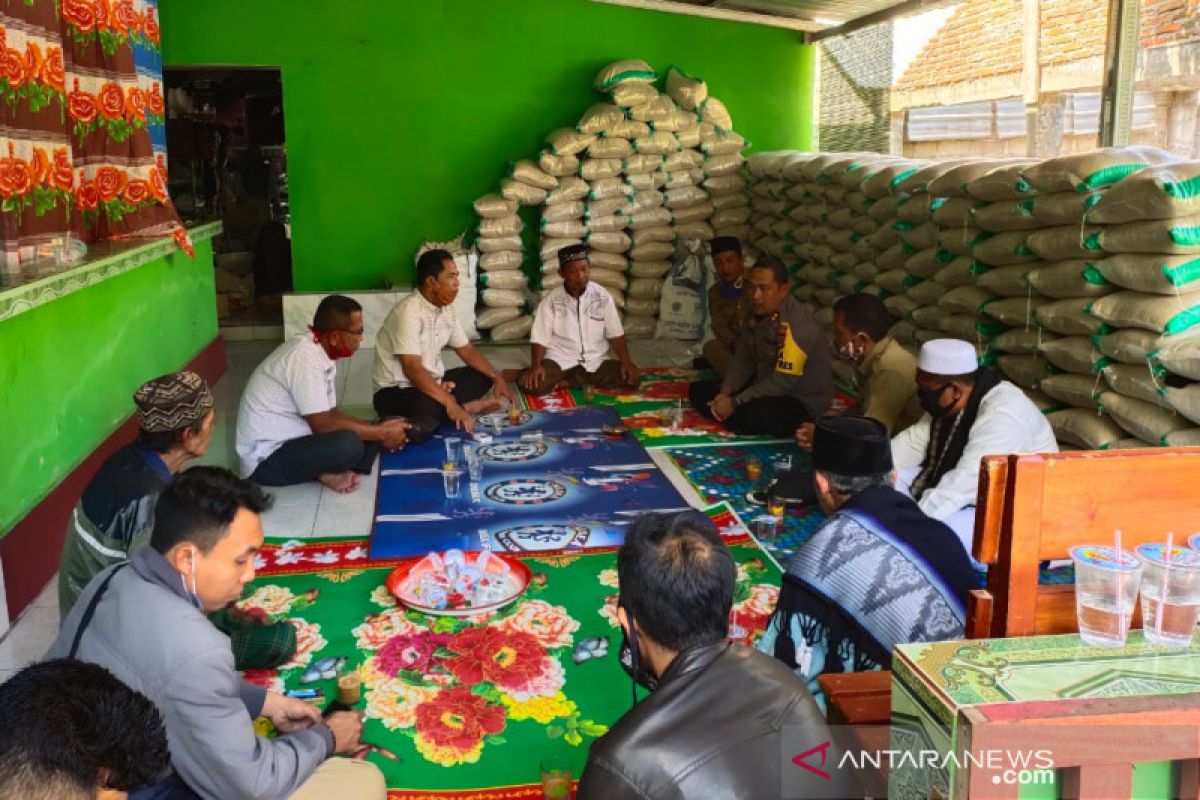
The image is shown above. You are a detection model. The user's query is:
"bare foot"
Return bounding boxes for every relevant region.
[464,398,502,415]
[318,471,359,493]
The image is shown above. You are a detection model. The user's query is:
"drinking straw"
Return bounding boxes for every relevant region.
[1115,529,1124,637]
[1155,532,1174,637]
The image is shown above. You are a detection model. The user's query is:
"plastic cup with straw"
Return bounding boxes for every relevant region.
[1069,530,1142,648]
[1137,532,1200,648]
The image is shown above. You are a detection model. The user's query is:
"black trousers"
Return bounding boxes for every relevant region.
[688,378,814,437]
[373,366,493,424]
[250,430,378,486]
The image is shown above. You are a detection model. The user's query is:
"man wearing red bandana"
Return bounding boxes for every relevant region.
[236,295,409,493]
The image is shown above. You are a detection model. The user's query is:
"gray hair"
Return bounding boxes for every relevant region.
[818,469,892,497]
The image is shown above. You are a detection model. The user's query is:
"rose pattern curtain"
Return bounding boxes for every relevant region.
[1,0,191,268]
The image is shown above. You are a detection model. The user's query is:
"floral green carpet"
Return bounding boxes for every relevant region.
[241,512,779,798]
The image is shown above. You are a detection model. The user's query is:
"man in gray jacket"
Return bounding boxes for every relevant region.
[48,467,385,800]
[688,257,833,437]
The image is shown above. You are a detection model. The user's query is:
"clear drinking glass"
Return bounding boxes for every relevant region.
[444,436,462,466]
[463,442,483,482]
[753,514,778,541]
[540,754,572,800]
[443,468,462,500]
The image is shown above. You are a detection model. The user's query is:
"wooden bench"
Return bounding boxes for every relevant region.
[822,447,1200,737]
[968,446,1200,638]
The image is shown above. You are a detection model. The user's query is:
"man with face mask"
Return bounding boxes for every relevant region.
[688,257,833,437]
[48,467,385,800]
[795,293,919,451]
[237,295,410,493]
[893,339,1057,562]
[577,510,837,800]
[759,416,974,706]
[698,236,750,377]
[374,249,514,434]
[522,244,641,395]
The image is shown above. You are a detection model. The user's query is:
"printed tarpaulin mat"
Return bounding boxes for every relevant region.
[521,366,859,448]
[663,444,1072,587]
[244,514,780,798]
[519,366,774,448]
[370,407,689,559]
[663,442,825,568]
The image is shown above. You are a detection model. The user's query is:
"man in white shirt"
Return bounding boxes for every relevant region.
[374,249,514,434]
[236,295,409,493]
[521,244,641,395]
[892,339,1058,562]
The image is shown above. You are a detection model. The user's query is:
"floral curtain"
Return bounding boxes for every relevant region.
[1,0,191,269]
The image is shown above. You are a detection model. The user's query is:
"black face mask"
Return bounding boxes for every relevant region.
[917,383,954,418]
[617,603,658,706]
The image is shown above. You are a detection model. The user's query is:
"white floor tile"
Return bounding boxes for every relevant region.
[259,496,318,540]
[30,576,59,614]
[0,604,61,671]
[312,460,378,539]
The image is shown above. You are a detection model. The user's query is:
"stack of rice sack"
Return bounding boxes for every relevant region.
[1069,154,1200,449]
[582,61,750,337]
[873,159,974,349]
[936,147,1200,451]
[470,60,751,341]
[473,188,534,342]
[743,150,801,266]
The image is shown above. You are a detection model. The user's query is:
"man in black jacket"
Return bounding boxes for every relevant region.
[577,511,843,799]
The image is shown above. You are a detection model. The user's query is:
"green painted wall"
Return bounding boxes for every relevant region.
[160,0,815,292]
[0,240,218,535]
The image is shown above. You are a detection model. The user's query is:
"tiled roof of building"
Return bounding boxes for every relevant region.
[895,0,1196,94]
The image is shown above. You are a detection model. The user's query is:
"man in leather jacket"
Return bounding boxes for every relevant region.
[577,511,838,799]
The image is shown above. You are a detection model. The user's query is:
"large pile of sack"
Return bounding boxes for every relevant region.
[754,147,1200,451]
[471,60,751,341]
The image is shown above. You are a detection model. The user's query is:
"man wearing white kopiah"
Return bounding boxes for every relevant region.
[521,244,641,395]
[892,339,1057,564]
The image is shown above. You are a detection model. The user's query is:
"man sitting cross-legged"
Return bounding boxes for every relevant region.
[688,257,833,437]
[237,294,410,493]
[794,292,920,452]
[521,244,641,396]
[374,248,514,434]
[48,467,385,800]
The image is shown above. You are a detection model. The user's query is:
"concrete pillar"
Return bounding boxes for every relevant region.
[890,110,906,156]
[1168,91,1200,157]
[1034,93,1066,157]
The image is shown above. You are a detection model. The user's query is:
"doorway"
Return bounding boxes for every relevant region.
[163,67,291,333]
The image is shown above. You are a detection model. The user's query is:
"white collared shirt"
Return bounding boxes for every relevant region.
[374,291,468,391]
[530,282,623,372]
[235,335,337,477]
